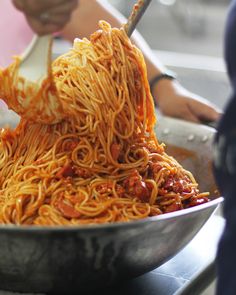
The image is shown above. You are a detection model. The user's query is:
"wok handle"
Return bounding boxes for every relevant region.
[174,259,217,295]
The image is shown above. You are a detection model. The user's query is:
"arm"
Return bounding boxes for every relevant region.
[62,0,222,123]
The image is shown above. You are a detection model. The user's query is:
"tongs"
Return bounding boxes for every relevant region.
[12,0,152,124]
[124,0,152,37]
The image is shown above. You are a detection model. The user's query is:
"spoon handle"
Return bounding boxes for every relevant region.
[20,34,53,82]
[124,0,152,37]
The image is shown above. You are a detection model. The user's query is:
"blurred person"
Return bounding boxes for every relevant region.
[4,0,222,123]
[214,0,236,294]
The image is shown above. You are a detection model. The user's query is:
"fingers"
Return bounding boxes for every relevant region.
[13,0,67,15]
[157,90,223,124]
[176,97,223,124]
[158,81,223,123]
[46,1,78,15]
[25,16,61,36]
[188,98,223,123]
[38,2,78,26]
[178,106,201,123]
[12,0,78,35]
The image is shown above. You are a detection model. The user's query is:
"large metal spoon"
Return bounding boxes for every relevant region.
[19,35,52,84]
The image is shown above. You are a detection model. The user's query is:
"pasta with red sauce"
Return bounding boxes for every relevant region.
[0,21,209,225]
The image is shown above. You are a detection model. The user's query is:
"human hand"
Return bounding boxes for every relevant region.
[12,0,78,35]
[153,79,223,124]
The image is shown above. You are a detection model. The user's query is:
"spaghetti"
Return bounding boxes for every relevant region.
[0,21,209,225]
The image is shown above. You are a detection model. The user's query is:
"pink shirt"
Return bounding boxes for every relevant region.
[0,1,34,68]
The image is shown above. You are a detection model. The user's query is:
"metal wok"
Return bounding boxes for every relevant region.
[0,113,223,294]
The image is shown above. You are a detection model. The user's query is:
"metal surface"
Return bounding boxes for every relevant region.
[97,215,224,295]
[155,114,218,194]
[0,114,223,294]
[124,0,152,37]
[175,260,217,295]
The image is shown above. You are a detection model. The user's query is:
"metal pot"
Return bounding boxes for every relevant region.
[0,113,223,294]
